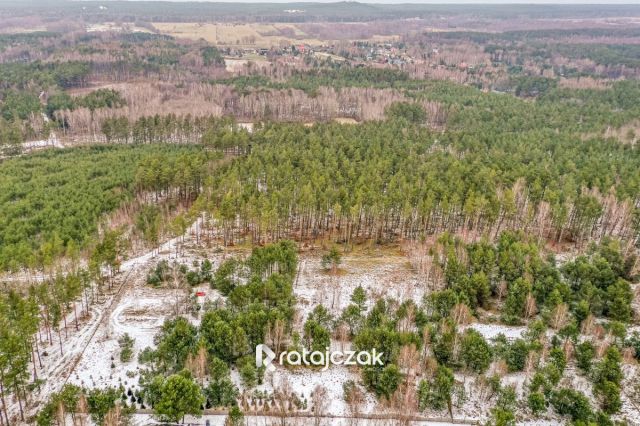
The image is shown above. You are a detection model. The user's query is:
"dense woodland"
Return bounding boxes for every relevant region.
[0,144,215,271]
[203,118,640,247]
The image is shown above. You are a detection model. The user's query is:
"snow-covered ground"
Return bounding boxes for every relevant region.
[11,237,436,423]
[294,252,426,321]
[20,113,65,151]
[8,218,217,424]
[68,285,179,390]
[10,221,640,425]
[250,364,377,416]
[21,137,64,150]
[463,323,527,341]
[86,22,152,33]
[130,414,472,426]
[66,218,225,394]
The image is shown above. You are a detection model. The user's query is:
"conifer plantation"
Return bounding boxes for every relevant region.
[205,119,640,246]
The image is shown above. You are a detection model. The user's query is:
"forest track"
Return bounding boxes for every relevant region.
[61,267,137,386]
[20,219,204,420]
[19,268,138,421]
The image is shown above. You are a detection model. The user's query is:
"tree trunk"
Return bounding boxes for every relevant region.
[0,376,9,426]
[31,340,38,381]
[14,382,23,421]
[58,326,64,356]
[73,302,79,330]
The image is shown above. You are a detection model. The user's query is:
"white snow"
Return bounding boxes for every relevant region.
[463,323,527,341]
[12,222,640,426]
[20,114,64,151]
[294,253,426,323]
[131,414,469,426]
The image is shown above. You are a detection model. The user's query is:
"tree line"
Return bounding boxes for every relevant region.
[1,269,98,424]
[100,114,248,150]
[134,150,217,202]
[217,67,411,96]
[3,227,149,424]
[46,88,127,118]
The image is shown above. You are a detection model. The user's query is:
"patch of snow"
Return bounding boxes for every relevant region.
[294,254,425,326]
[463,323,526,341]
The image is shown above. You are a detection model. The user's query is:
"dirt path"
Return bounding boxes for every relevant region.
[12,220,204,424]
[61,268,136,386]
[13,271,134,423]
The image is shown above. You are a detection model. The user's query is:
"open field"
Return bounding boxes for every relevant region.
[152,22,325,47]
[152,22,402,47]
[86,22,153,33]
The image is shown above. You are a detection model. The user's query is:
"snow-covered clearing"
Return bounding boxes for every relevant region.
[13,222,640,425]
[462,323,526,341]
[11,218,213,424]
[10,278,130,424]
[65,218,222,393]
[294,252,426,321]
[86,23,152,33]
[21,138,64,151]
[248,364,377,416]
[14,237,439,423]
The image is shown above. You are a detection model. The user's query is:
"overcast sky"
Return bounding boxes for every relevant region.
[113,0,639,4]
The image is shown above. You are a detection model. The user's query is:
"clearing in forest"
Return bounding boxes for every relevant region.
[152,22,324,47]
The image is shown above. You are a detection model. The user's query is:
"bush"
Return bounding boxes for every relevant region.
[186,270,202,286]
[550,388,593,423]
[418,365,454,411]
[239,363,257,388]
[528,391,546,416]
[321,246,342,272]
[205,378,238,407]
[147,260,171,287]
[505,339,529,372]
[548,347,566,374]
[575,341,595,373]
[118,333,135,363]
[460,329,492,374]
[598,380,622,415]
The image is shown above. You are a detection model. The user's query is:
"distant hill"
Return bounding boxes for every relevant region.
[2,1,640,23]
